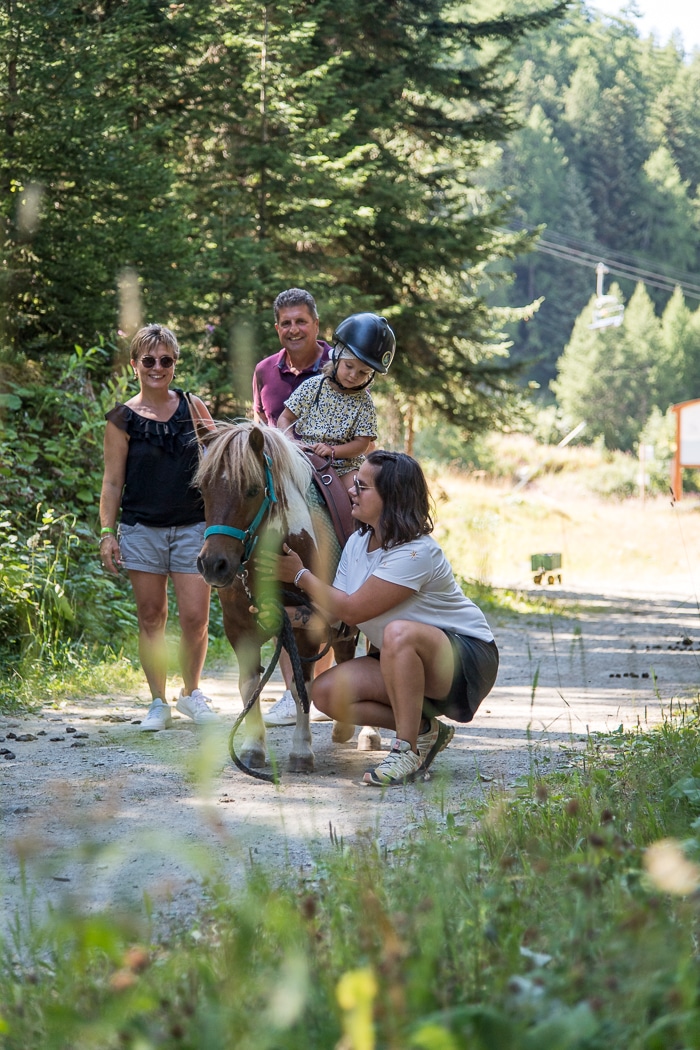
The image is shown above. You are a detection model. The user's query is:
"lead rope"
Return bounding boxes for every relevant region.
[228,628,285,784]
[228,602,332,783]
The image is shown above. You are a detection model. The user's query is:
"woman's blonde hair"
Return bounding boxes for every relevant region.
[130,323,180,362]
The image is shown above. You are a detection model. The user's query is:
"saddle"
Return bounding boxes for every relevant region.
[302,450,355,548]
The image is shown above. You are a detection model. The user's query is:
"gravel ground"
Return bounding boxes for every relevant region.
[1,583,699,937]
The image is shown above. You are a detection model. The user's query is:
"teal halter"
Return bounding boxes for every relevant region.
[203,453,278,565]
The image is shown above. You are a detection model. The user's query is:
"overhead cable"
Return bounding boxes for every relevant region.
[500,224,700,301]
[536,241,700,300]
[506,217,700,285]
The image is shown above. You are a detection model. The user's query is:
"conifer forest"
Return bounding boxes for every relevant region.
[2,0,700,666]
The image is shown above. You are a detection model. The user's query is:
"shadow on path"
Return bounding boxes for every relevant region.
[1,585,698,935]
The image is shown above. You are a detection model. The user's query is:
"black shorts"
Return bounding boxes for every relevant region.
[368,631,499,724]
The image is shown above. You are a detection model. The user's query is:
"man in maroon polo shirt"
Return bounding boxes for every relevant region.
[254,287,333,725]
[253,288,331,426]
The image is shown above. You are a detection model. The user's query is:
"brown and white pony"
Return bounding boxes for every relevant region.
[195,421,379,776]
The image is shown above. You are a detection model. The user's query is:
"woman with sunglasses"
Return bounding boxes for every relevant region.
[272,450,499,786]
[99,324,218,731]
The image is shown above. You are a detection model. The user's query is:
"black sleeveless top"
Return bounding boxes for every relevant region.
[105,389,205,527]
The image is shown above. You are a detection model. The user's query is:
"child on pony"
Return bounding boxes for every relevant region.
[277,312,395,492]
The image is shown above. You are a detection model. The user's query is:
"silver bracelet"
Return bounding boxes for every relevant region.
[294,567,309,587]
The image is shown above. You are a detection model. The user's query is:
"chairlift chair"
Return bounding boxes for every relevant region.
[589,295,624,330]
[589,263,625,330]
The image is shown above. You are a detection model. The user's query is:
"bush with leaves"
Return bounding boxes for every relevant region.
[0,344,137,675]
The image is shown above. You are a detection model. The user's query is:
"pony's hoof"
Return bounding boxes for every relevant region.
[239,744,267,769]
[357,726,382,751]
[332,721,355,744]
[288,752,315,773]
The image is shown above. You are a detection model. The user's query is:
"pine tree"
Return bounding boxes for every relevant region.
[553,282,662,450]
[655,289,700,405]
[490,2,700,387]
[499,104,596,388]
[688,308,700,399]
[1,0,568,434]
[0,1,201,357]
[635,147,696,273]
[651,50,700,191]
[178,0,567,429]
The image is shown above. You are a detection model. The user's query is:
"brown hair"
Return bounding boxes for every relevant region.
[359,450,434,549]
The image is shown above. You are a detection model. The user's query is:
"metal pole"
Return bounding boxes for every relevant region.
[672,408,682,501]
[595,262,608,298]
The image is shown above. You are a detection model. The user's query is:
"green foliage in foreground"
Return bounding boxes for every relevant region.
[0,345,137,682]
[0,344,232,708]
[3,712,700,1049]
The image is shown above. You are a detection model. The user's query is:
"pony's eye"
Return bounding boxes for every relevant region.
[245,485,260,498]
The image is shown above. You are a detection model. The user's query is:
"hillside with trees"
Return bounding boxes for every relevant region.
[0,0,567,426]
[486,0,700,406]
[0,0,563,684]
[4,2,698,439]
[3,0,700,687]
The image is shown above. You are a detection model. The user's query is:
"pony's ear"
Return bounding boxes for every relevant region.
[250,426,265,455]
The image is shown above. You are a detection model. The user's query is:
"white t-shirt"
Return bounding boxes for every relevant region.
[333,531,495,650]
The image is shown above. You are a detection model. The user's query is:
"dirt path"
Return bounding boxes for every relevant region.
[2,585,699,936]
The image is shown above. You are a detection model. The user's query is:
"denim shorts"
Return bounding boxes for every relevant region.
[117,521,206,575]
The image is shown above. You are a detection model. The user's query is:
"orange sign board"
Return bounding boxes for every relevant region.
[670,398,700,500]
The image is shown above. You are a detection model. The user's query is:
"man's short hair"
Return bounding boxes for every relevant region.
[273,288,318,322]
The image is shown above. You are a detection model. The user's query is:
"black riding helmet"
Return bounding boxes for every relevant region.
[332,313,396,375]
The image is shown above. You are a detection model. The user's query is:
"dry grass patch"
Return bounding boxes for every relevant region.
[429,468,700,594]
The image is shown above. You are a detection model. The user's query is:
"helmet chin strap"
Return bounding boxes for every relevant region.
[329,366,374,392]
[330,347,375,391]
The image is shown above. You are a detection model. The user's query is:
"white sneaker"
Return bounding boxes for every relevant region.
[363,739,423,786]
[263,690,331,726]
[416,718,455,771]
[176,688,219,725]
[140,699,173,732]
[263,690,296,726]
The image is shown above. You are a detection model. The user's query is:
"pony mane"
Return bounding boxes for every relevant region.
[194,420,313,516]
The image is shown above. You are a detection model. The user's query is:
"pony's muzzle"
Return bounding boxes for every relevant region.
[197,546,239,588]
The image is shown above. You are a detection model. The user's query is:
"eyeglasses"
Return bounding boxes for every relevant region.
[352,475,373,496]
[139,355,175,369]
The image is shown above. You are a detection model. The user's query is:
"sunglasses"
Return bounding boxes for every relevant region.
[352,475,373,496]
[138,355,175,369]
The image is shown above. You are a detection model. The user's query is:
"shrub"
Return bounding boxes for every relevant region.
[0,344,137,682]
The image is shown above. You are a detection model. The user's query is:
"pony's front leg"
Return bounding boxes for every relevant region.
[288,679,314,773]
[238,673,267,769]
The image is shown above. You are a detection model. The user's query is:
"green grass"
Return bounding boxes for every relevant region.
[0,584,550,716]
[0,646,144,713]
[3,708,700,1049]
[461,581,586,620]
[0,623,239,715]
